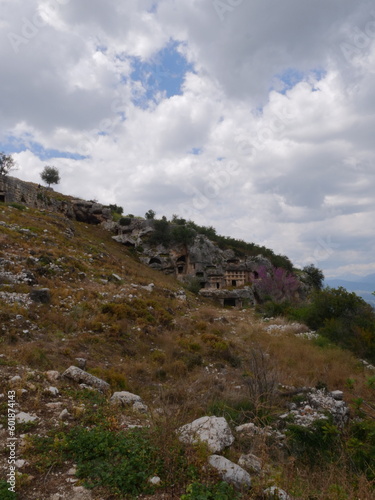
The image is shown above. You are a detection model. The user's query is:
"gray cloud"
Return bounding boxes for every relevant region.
[1,0,375,278]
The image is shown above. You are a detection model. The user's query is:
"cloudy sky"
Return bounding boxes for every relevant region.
[1,0,375,278]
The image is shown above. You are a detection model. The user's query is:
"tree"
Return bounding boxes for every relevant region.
[145,209,156,220]
[0,152,17,176]
[302,264,325,290]
[40,166,60,187]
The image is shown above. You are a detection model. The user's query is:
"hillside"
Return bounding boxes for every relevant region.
[0,188,375,499]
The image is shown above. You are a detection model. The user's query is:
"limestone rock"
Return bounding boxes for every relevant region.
[178,416,234,453]
[16,412,39,424]
[263,486,291,499]
[110,391,148,413]
[208,455,251,489]
[45,371,60,383]
[62,366,110,393]
[45,386,59,396]
[59,409,70,421]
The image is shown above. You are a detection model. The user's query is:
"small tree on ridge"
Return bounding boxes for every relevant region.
[40,166,60,187]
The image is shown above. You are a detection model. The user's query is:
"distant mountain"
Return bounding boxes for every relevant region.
[324,274,375,307]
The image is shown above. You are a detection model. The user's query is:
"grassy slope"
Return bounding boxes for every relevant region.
[0,202,374,499]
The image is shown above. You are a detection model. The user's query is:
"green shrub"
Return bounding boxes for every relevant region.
[65,427,162,496]
[9,202,26,211]
[181,481,241,500]
[286,418,340,464]
[0,480,17,499]
[347,419,375,480]
[207,399,254,426]
[119,217,131,226]
[292,287,375,361]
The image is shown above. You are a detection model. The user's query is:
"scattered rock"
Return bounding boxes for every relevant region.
[62,366,110,392]
[149,476,161,485]
[279,388,350,428]
[110,391,142,405]
[45,371,60,383]
[208,455,251,489]
[330,390,344,401]
[263,486,291,499]
[59,409,70,421]
[178,416,235,453]
[132,401,149,413]
[16,412,39,424]
[45,386,59,396]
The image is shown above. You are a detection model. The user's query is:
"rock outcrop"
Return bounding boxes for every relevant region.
[208,455,252,489]
[177,416,235,453]
[0,176,111,224]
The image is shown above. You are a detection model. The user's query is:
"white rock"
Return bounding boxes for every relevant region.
[10,375,22,383]
[45,370,60,383]
[110,391,142,406]
[236,422,256,433]
[132,401,149,413]
[178,416,235,453]
[15,459,26,468]
[16,412,39,424]
[263,486,291,499]
[46,386,59,396]
[330,390,344,400]
[59,409,70,421]
[149,476,161,485]
[62,366,110,392]
[208,455,251,489]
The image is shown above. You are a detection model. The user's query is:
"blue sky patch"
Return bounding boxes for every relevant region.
[189,147,202,155]
[130,41,193,106]
[0,137,87,161]
[273,67,326,94]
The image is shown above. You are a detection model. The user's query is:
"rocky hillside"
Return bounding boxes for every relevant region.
[0,186,374,499]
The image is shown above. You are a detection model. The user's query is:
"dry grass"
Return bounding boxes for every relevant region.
[1,201,374,499]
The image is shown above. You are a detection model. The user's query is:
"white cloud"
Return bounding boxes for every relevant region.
[1,0,375,278]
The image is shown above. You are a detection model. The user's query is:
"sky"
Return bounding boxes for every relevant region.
[1,0,375,279]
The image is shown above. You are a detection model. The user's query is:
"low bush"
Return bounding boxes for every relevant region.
[0,480,17,499]
[286,418,341,464]
[65,427,162,496]
[181,481,241,499]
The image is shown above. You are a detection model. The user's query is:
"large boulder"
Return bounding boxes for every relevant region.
[178,416,234,453]
[62,366,110,393]
[208,455,251,489]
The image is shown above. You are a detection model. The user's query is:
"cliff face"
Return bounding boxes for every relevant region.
[0,175,111,224]
[107,218,307,306]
